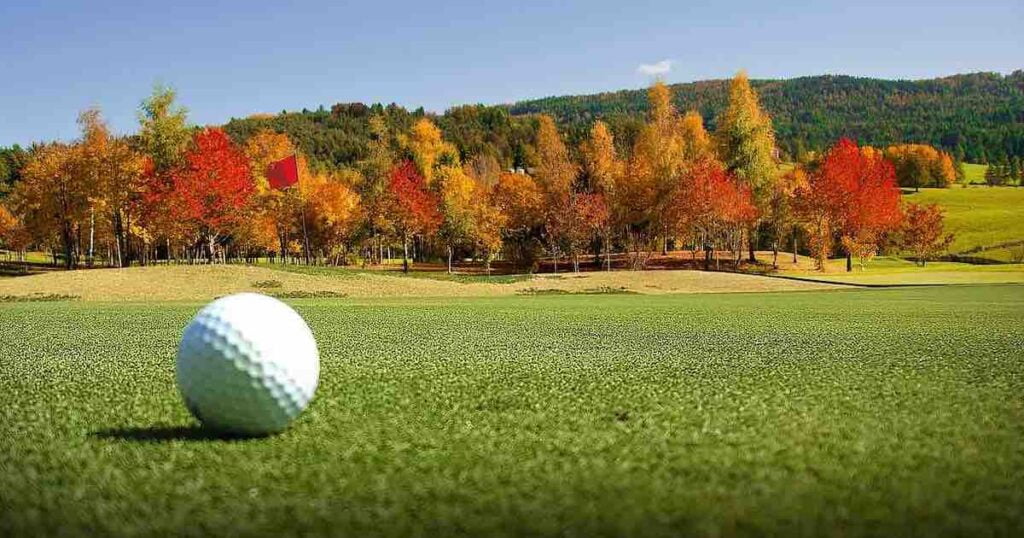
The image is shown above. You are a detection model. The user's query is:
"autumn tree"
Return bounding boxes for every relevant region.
[305,170,361,265]
[435,163,477,273]
[532,115,577,271]
[679,111,713,162]
[72,109,148,267]
[768,166,808,267]
[565,193,609,272]
[469,185,506,274]
[884,144,956,190]
[170,128,254,261]
[14,143,89,268]
[243,130,302,261]
[798,139,902,271]
[581,121,624,270]
[672,158,755,270]
[632,82,685,258]
[358,114,397,264]
[388,161,440,272]
[900,203,953,265]
[0,203,30,260]
[407,118,450,184]
[490,171,544,270]
[715,71,777,262]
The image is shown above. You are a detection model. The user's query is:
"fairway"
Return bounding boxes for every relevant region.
[2,286,1023,537]
[904,187,1024,260]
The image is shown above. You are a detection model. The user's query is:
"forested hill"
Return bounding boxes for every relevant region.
[217,71,1023,173]
[508,72,1024,163]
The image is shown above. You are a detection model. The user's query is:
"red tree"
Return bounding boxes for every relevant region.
[171,128,254,260]
[387,161,440,272]
[900,202,954,265]
[672,158,757,269]
[799,138,902,271]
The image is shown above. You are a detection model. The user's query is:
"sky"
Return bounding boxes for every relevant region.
[1,0,1021,146]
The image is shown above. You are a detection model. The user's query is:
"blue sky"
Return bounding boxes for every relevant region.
[1,0,1020,146]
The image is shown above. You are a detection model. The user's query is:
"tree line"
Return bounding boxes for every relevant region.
[0,74,954,273]
[511,71,1024,164]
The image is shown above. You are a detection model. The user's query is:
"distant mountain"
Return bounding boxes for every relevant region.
[507,72,1024,163]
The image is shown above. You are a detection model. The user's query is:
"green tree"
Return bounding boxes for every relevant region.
[138,85,192,173]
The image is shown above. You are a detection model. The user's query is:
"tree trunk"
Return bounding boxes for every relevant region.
[747,228,756,263]
[208,234,217,263]
[792,231,798,264]
[447,245,453,274]
[402,233,410,273]
[61,218,73,269]
[846,251,853,272]
[604,233,612,271]
[88,208,95,267]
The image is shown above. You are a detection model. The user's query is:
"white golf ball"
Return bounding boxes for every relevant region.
[176,293,320,435]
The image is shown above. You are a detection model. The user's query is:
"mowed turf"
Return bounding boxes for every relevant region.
[2,286,1023,537]
[904,186,1024,259]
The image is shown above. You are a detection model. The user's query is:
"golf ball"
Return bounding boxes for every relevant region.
[176,293,320,435]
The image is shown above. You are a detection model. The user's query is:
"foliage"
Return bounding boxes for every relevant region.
[797,138,903,269]
[884,144,956,189]
[138,85,192,173]
[510,71,1024,163]
[899,202,955,265]
[715,71,778,209]
[169,128,254,254]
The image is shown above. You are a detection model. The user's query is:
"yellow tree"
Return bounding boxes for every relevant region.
[434,163,477,273]
[490,171,544,271]
[470,183,507,274]
[679,111,713,162]
[407,118,454,185]
[73,109,148,267]
[0,203,30,261]
[244,130,300,260]
[768,166,808,267]
[306,171,361,264]
[620,82,684,266]
[715,71,778,262]
[75,109,110,265]
[14,143,89,268]
[581,121,623,270]
[532,115,577,271]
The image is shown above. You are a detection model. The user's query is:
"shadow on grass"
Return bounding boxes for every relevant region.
[91,425,265,442]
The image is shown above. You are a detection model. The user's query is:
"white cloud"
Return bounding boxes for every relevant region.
[637,60,672,76]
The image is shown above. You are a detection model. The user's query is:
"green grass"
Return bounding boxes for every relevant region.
[2,286,1023,537]
[962,163,988,184]
[903,186,1024,258]
[788,257,1024,285]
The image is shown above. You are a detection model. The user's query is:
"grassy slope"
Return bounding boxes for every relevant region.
[775,256,1024,286]
[2,286,1023,537]
[963,163,988,184]
[903,186,1024,258]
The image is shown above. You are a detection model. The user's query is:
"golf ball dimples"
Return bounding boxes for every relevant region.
[176,293,319,435]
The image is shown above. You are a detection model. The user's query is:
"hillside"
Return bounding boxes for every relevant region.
[905,186,1024,262]
[216,72,1024,173]
[509,72,1024,163]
